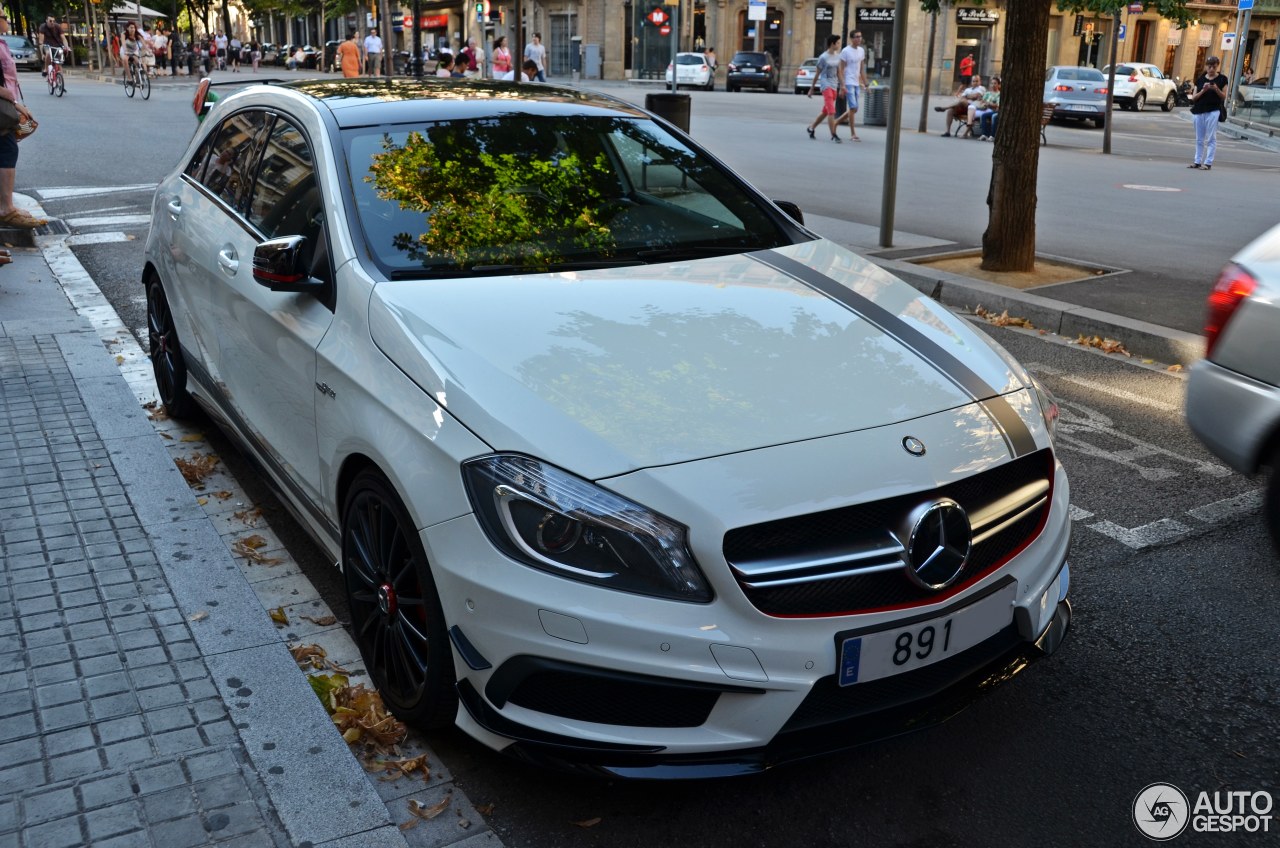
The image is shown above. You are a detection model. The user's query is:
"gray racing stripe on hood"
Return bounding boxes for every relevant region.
[751,250,1037,458]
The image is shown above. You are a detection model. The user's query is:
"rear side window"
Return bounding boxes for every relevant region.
[732,52,766,65]
[201,110,271,210]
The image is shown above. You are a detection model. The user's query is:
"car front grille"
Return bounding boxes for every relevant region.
[505,668,721,728]
[723,450,1053,617]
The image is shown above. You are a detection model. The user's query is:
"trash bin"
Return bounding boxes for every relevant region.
[645,93,691,133]
[863,85,890,126]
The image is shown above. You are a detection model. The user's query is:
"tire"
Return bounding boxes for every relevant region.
[706,78,714,91]
[343,468,457,728]
[54,72,64,97]
[728,85,737,92]
[1093,117,1106,129]
[146,278,196,418]
[1134,91,1146,111]
[1266,446,1280,559]
[1162,92,1175,112]
[124,74,135,97]
[140,74,151,100]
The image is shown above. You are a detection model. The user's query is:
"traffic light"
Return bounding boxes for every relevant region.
[476,2,484,14]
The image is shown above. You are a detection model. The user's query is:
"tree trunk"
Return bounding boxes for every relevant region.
[980,0,1051,273]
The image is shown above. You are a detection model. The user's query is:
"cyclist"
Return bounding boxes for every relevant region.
[37,15,64,78]
[120,22,144,82]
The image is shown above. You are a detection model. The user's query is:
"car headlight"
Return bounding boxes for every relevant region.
[462,454,712,603]
[1030,375,1059,441]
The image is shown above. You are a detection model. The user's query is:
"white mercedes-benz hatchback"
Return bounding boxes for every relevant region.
[145,79,1071,777]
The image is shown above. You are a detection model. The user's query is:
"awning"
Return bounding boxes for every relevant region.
[108,2,168,18]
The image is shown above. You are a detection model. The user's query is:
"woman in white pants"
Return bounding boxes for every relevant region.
[1188,56,1228,170]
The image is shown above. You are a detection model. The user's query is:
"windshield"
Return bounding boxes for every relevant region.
[345,115,796,276]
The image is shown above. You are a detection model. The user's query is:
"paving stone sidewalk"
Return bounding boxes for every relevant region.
[1,244,499,848]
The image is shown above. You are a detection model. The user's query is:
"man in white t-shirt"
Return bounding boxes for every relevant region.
[523,32,546,81]
[835,31,868,141]
[364,29,383,76]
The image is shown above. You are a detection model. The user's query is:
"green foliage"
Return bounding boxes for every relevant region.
[366,131,617,270]
[919,0,1193,25]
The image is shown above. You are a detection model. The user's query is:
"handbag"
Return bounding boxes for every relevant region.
[15,114,37,141]
[0,98,19,134]
[1219,106,1227,123]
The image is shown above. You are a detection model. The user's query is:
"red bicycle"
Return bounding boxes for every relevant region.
[46,45,65,96]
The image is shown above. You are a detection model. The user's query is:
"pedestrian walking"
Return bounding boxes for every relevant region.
[492,35,512,79]
[523,32,546,81]
[1188,55,1227,170]
[337,30,362,78]
[436,53,454,77]
[834,30,867,141]
[364,29,383,76]
[806,35,844,143]
[229,35,241,71]
[0,14,46,229]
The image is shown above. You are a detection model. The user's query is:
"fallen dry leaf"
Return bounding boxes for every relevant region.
[231,534,282,565]
[189,610,209,622]
[975,305,1035,330]
[196,497,208,506]
[574,817,602,828]
[300,614,337,627]
[475,803,495,816]
[458,818,471,829]
[290,643,328,668]
[232,507,263,527]
[1070,334,1132,357]
[269,606,289,626]
[370,752,431,781]
[1167,363,1184,372]
[408,793,452,821]
[213,490,234,500]
[174,452,219,487]
[399,819,421,832]
[115,355,125,365]
[180,433,205,442]
[159,432,173,440]
[146,405,169,421]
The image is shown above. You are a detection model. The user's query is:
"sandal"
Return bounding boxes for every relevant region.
[0,209,47,228]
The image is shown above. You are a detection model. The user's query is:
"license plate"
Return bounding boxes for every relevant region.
[836,581,1016,686]
[1067,104,1095,112]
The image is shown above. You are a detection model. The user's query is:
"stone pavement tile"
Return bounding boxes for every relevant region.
[79,772,135,811]
[49,747,106,782]
[18,785,77,826]
[83,800,145,843]
[387,785,490,848]
[149,814,211,848]
[20,814,84,848]
[141,784,197,823]
[318,824,417,848]
[43,726,96,757]
[133,759,186,797]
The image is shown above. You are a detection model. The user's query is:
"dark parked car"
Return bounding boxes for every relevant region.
[3,35,42,73]
[727,50,779,93]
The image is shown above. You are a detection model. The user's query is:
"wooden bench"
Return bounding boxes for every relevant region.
[1041,102,1055,144]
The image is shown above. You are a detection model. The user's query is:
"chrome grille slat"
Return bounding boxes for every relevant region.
[729,532,904,579]
[968,480,1051,534]
[971,495,1048,546]
[739,559,904,590]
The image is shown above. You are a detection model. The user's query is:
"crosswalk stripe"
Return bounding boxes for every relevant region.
[66,214,151,227]
[38,184,158,200]
[66,232,133,246]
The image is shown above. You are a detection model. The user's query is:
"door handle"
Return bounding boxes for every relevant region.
[216,246,239,274]
[167,197,181,218]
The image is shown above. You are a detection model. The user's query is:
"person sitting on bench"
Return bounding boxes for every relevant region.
[936,74,985,137]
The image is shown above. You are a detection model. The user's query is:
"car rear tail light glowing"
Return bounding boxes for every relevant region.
[762,65,772,71]
[1204,264,1257,358]
[1095,87,1109,94]
[1054,84,1073,91]
[1128,74,1138,82]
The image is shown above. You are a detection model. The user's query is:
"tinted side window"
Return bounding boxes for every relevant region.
[248,119,320,241]
[185,131,217,181]
[202,110,270,210]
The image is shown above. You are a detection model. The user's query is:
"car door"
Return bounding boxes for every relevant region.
[202,112,337,509]
[1148,66,1175,101]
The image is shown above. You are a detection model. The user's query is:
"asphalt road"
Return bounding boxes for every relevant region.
[21,73,1279,846]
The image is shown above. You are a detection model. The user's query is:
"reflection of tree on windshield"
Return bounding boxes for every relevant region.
[366,123,617,269]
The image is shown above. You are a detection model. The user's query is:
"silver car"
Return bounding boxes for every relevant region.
[1044,66,1108,129]
[1185,222,1280,556]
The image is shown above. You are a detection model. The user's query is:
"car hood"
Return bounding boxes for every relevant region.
[369,240,1029,479]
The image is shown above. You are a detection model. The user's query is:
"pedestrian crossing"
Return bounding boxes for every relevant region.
[31,183,158,243]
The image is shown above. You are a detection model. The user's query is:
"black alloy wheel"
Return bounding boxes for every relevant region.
[145,278,195,418]
[343,469,457,728]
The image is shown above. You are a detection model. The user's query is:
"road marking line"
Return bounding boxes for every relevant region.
[1027,363,1181,414]
[1068,504,1094,521]
[66,214,151,228]
[66,232,132,246]
[38,183,157,199]
[1186,489,1264,523]
[1088,518,1192,549]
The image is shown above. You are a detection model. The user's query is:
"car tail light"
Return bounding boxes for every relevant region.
[667,62,673,69]
[1094,87,1109,94]
[728,63,739,71]
[1128,74,1138,82]
[762,64,772,71]
[1054,84,1073,91]
[1204,264,1257,358]
[700,64,708,71]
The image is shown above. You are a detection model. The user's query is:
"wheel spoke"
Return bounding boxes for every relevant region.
[391,620,428,685]
[396,608,430,645]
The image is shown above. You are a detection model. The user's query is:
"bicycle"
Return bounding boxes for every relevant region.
[45,45,65,96]
[123,56,150,100]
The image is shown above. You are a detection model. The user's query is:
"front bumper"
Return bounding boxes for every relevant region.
[456,593,1071,779]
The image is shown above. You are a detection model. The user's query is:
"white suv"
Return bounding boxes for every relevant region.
[1103,62,1178,111]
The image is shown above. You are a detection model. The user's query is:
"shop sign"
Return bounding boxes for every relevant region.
[956,7,998,25]
[815,5,833,22]
[404,13,449,29]
[855,7,894,24]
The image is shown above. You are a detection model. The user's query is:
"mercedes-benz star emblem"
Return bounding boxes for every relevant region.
[904,499,972,590]
[902,436,926,456]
